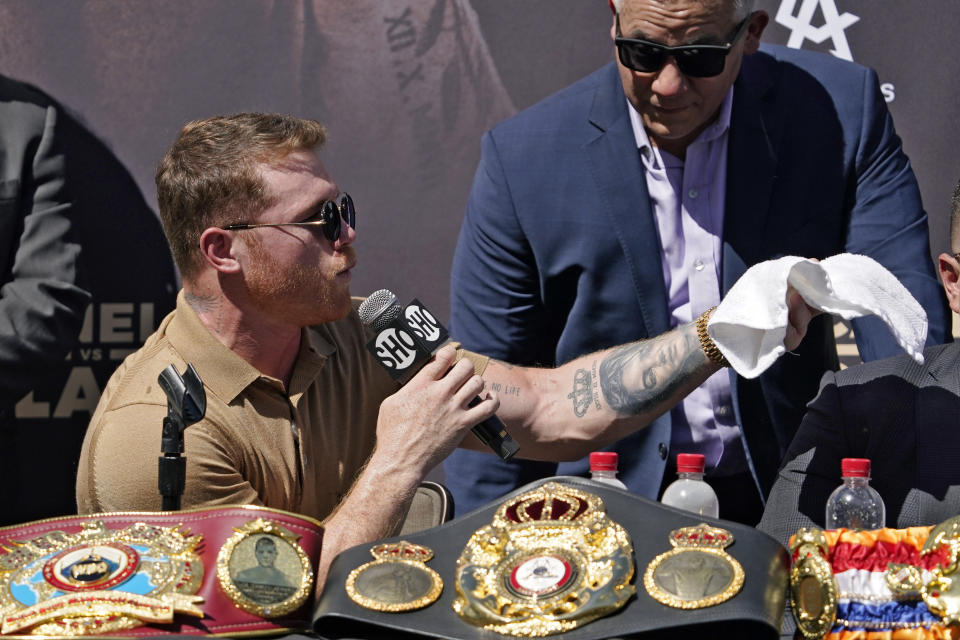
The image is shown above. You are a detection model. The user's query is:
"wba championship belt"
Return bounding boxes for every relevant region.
[452,482,634,636]
[789,518,960,639]
[313,477,790,640]
[0,505,321,637]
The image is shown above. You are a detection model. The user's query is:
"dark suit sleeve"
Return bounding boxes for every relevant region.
[758,371,847,549]
[0,100,91,410]
[444,129,559,515]
[842,67,948,359]
[449,130,552,364]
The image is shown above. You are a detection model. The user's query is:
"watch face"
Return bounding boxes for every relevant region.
[506,553,575,598]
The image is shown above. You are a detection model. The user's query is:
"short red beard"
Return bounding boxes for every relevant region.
[243,237,355,326]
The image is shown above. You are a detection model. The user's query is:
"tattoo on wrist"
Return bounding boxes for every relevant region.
[491,381,521,397]
[598,330,703,415]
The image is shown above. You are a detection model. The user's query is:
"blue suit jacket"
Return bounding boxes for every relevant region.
[444,44,949,515]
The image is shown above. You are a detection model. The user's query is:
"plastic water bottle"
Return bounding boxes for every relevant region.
[589,452,628,489]
[660,453,719,517]
[825,458,885,530]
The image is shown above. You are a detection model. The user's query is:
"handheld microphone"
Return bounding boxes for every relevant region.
[358,289,519,461]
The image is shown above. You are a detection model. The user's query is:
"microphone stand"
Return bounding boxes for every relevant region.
[157,363,206,511]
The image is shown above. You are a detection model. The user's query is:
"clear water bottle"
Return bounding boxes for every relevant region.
[825,458,885,530]
[660,453,719,517]
[589,452,628,489]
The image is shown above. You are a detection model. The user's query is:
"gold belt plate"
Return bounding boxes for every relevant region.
[345,541,442,612]
[0,520,203,636]
[644,522,745,610]
[453,482,635,637]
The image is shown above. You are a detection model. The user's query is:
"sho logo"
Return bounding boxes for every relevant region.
[373,328,418,370]
[774,0,859,61]
[404,303,442,343]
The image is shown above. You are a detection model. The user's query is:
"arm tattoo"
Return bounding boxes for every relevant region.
[568,368,592,417]
[567,361,605,418]
[599,331,704,415]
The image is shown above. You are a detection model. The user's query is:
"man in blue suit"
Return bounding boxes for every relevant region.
[444,0,949,524]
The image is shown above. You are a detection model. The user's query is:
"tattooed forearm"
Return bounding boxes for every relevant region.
[599,329,706,415]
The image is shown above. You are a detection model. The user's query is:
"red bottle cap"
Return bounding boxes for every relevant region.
[841,458,871,477]
[590,451,618,471]
[676,453,706,473]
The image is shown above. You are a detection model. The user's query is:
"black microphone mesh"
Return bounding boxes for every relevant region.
[358,289,401,331]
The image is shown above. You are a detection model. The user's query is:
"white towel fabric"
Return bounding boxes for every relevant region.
[709,254,927,378]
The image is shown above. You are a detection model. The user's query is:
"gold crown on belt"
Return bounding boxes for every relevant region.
[669,523,735,550]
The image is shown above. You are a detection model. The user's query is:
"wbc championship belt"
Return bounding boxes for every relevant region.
[0,506,321,637]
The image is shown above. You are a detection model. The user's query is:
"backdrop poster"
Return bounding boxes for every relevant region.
[0,1,955,517]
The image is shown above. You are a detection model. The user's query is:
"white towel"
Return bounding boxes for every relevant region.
[709,254,927,378]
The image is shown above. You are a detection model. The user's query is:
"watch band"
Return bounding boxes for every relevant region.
[696,306,731,368]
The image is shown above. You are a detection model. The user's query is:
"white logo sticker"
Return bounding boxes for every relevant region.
[404,304,442,343]
[373,328,418,370]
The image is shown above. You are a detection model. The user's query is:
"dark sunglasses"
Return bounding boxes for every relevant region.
[222,192,356,244]
[614,12,753,78]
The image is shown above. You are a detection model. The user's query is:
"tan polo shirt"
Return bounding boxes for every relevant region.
[76,292,401,521]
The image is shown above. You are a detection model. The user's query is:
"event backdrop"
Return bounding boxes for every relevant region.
[0,1,956,518]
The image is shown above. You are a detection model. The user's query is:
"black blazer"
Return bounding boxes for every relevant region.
[758,341,960,548]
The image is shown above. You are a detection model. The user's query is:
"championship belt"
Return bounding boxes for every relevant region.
[452,482,634,636]
[0,505,321,637]
[789,517,960,639]
[313,477,790,640]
